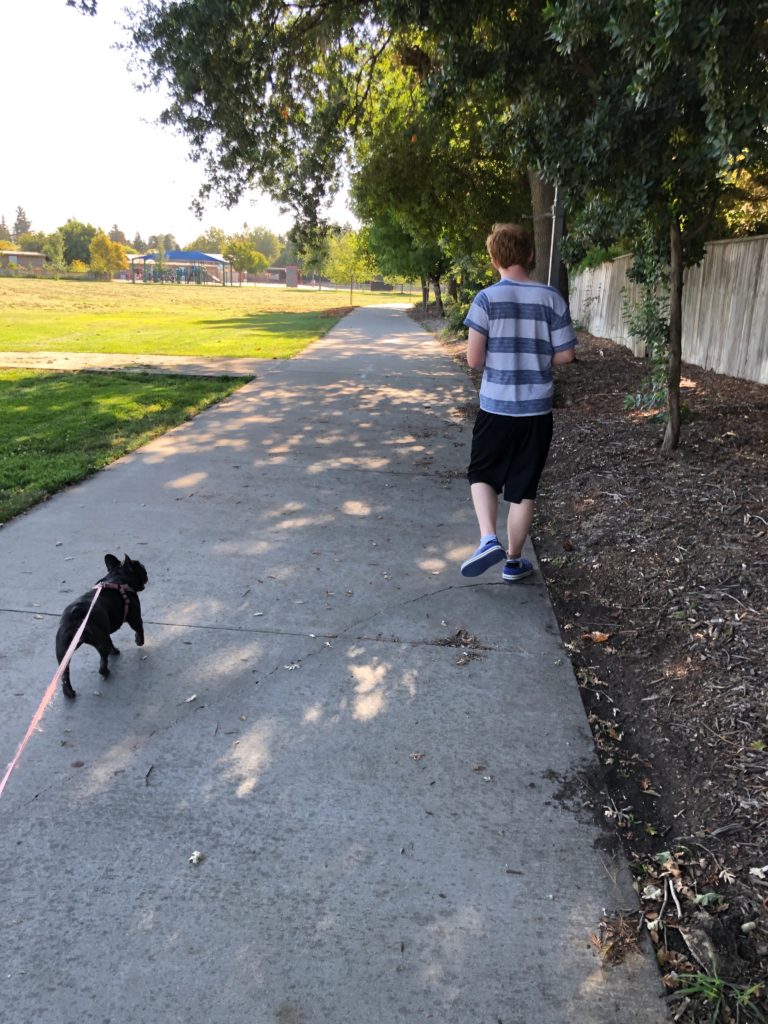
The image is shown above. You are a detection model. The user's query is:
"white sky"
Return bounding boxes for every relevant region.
[0,0,353,246]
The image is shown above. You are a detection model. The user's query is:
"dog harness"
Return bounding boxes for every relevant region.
[93,582,134,624]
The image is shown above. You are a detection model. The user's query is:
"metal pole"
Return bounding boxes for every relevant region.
[548,184,564,292]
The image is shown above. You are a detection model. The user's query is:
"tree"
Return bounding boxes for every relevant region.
[0,216,11,242]
[44,231,67,275]
[362,213,449,311]
[246,226,281,263]
[127,2,387,225]
[109,225,127,244]
[89,231,128,279]
[148,233,177,252]
[185,226,228,252]
[15,231,47,252]
[59,218,98,265]
[13,207,31,241]
[132,232,147,253]
[324,229,376,303]
[349,43,529,312]
[224,235,269,282]
[522,1,768,452]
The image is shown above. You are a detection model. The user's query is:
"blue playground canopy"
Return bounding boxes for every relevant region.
[129,250,233,285]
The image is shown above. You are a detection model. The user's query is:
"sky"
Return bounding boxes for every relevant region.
[1,0,353,246]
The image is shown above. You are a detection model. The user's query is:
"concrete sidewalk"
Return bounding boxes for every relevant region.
[0,306,668,1023]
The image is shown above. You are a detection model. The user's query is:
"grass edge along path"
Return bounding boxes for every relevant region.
[1,370,245,524]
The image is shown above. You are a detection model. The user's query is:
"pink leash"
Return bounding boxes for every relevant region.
[0,584,103,799]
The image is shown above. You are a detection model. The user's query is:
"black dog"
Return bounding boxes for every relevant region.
[55,554,148,699]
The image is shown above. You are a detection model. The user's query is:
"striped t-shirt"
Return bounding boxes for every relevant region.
[464,279,577,416]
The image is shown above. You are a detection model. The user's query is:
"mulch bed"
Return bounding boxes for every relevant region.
[414,306,768,1022]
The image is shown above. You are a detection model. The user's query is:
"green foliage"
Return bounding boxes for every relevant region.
[59,218,97,265]
[186,226,228,253]
[718,160,768,237]
[224,235,269,278]
[15,231,47,253]
[0,216,11,242]
[622,229,671,419]
[324,230,376,291]
[246,226,282,263]
[0,370,243,523]
[445,298,471,336]
[148,233,177,252]
[43,231,67,274]
[569,244,627,275]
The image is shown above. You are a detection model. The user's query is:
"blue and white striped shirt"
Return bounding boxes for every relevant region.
[464,280,577,416]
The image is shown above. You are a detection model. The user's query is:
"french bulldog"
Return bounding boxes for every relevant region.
[55,553,148,699]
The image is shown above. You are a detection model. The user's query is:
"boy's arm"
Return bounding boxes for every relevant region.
[467,328,487,369]
[552,345,576,365]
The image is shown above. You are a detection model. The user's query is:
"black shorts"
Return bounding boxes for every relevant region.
[467,410,553,502]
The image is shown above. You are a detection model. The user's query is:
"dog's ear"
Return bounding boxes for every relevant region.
[104,554,120,571]
[123,555,134,569]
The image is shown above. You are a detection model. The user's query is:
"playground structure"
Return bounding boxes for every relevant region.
[129,250,233,285]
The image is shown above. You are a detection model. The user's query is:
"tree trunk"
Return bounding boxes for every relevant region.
[431,276,444,317]
[662,218,683,454]
[447,274,458,301]
[527,168,555,285]
[421,274,429,311]
[527,169,571,301]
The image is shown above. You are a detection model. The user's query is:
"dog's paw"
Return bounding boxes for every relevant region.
[135,634,145,647]
[111,646,121,657]
[62,682,77,699]
[99,666,111,678]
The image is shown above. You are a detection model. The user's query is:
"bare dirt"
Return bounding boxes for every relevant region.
[416,307,768,1022]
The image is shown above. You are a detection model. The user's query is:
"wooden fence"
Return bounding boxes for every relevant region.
[569,234,768,384]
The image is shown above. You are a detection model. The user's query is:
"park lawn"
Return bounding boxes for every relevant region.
[0,369,244,523]
[0,279,408,358]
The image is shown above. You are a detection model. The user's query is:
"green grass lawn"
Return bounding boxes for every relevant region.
[0,369,244,523]
[0,279,409,358]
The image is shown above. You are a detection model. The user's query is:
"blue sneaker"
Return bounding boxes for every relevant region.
[460,537,506,577]
[502,557,534,583]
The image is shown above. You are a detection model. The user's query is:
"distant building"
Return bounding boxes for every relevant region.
[0,250,46,270]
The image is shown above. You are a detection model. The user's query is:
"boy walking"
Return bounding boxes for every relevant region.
[460,223,576,581]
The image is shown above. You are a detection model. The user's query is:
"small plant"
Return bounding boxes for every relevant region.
[673,969,767,1024]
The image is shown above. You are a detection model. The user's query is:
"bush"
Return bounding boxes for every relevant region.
[445,297,471,336]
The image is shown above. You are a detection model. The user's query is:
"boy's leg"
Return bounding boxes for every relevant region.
[506,498,535,558]
[470,482,499,539]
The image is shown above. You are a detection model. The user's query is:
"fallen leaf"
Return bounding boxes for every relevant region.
[284,663,300,671]
[583,630,611,643]
[410,752,425,760]
[70,760,85,768]
[188,850,205,865]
